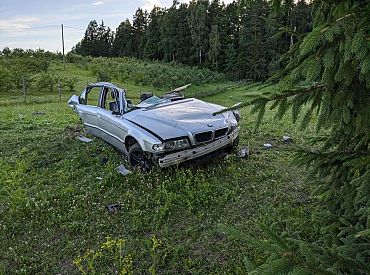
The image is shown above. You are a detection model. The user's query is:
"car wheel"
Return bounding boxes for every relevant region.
[128,143,151,171]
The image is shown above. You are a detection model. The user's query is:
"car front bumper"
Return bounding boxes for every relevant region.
[157,128,239,168]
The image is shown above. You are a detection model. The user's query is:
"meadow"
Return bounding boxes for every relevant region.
[0,60,314,274]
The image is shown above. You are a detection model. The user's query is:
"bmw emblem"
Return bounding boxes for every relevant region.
[207,124,213,127]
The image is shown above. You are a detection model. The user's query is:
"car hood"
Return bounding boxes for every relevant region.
[123,98,229,140]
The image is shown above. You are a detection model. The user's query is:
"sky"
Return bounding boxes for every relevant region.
[0,0,234,52]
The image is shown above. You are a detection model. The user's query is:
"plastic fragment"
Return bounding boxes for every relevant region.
[77,136,93,143]
[282,135,294,143]
[105,203,121,213]
[237,147,250,158]
[116,164,131,176]
[32,112,45,115]
[263,143,273,148]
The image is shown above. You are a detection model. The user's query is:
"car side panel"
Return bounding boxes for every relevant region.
[75,104,102,138]
[97,108,128,154]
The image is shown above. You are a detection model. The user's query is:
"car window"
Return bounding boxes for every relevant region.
[86,86,102,106]
[136,95,170,108]
[102,88,116,110]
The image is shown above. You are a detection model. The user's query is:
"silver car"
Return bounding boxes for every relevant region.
[68,82,240,170]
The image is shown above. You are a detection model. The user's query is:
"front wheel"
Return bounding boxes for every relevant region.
[128,143,152,171]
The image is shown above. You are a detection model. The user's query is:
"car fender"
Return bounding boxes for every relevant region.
[124,120,162,153]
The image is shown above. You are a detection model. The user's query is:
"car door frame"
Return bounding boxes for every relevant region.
[75,85,104,138]
[96,87,129,154]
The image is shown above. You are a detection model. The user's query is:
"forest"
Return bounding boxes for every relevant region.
[72,0,312,81]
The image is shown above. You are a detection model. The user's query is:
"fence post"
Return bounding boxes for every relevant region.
[22,77,26,103]
[58,80,62,102]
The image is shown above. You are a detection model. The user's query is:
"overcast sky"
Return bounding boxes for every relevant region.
[0,0,234,52]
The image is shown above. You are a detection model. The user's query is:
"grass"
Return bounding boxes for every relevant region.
[0,61,314,274]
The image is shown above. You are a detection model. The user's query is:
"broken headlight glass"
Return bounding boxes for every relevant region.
[152,138,190,152]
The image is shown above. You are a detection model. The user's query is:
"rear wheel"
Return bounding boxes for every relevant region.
[128,143,152,171]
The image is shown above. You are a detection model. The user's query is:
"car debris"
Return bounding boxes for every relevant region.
[116,164,131,176]
[32,112,45,116]
[263,143,273,149]
[105,203,121,213]
[101,157,109,165]
[68,82,240,170]
[237,147,250,158]
[77,136,93,143]
[282,135,294,144]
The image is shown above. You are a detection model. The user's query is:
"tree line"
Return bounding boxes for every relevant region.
[72,0,312,81]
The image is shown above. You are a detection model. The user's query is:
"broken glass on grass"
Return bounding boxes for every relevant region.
[77,136,93,143]
[116,164,131,176]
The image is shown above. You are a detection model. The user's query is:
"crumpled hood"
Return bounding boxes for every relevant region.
[124,98,229,140]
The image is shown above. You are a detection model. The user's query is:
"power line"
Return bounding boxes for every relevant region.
[0,25,60,31]
[64,26,85,31]
[0,25,85,31]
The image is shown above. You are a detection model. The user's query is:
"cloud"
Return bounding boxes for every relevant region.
[0,16,41,30]
[92,1,105,6]
[140,0,163,11]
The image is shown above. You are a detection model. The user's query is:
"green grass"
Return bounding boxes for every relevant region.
[0,62,314,274]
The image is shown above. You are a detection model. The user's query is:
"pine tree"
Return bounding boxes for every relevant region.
[236,0,269,81]
[73,20,113,57]
[113,19,134,57]
[222,0,239,77]
[188,0,209,64]
[233,1,370,273]
[76,20,99,56]
[175,3,193,65]
[96,20,113,57]
[144,7,163,60]
[208,24,221,69]
[132,8,148,59]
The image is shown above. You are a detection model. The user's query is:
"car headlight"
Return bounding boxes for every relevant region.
[152,138,190,152]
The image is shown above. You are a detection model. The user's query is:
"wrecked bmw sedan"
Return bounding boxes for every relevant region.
[68,82,240,170]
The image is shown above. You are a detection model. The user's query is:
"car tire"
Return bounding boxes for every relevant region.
[128,143,151,171]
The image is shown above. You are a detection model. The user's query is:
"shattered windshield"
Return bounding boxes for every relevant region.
[136,95,171,108]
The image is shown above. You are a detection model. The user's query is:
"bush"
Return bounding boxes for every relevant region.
[33,72,59,92]
[0,67,15,92]
[87,57,226,89]
[62,76,79,92]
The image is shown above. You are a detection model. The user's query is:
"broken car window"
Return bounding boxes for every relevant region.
[86,86,103,106]
[136,95,171,108]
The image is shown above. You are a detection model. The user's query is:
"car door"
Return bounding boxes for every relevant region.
[76,86,104,137]
[97,87,128,153]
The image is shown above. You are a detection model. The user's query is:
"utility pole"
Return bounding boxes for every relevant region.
[61,24,65,70]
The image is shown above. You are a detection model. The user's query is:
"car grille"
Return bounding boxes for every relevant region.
[194,131,213,143]
[214,127,228,139]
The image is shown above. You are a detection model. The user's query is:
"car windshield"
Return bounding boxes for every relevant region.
[136,95,171,108]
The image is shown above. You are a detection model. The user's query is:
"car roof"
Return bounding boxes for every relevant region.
[89,82,121,89]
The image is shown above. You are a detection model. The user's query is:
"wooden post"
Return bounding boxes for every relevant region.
[22,77,26,103]
[58,80,62,102]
